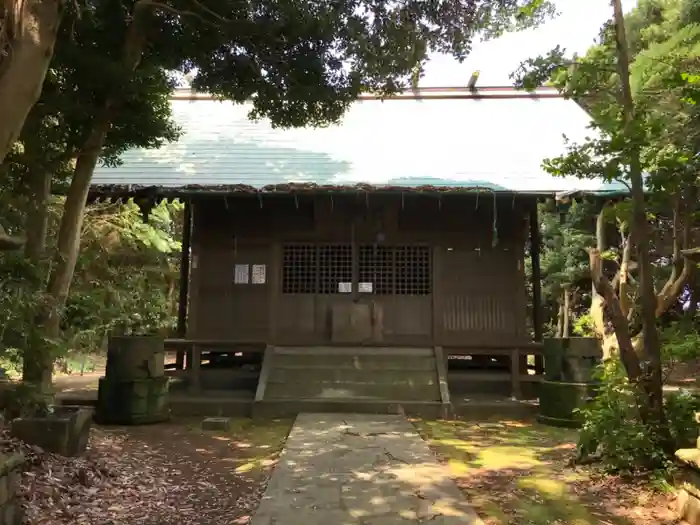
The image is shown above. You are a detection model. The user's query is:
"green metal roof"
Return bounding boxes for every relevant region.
[91,87,627,196]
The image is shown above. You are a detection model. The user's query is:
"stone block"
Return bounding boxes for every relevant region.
[10,405,92,457]
[96,376,170,425]
[0,453,25,525]
[202,417,231,432]
[679,489,700,525]
[1,501,19,525]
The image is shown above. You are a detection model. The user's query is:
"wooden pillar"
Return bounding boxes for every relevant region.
[188,345,201,393]
[529,200,544,375]
[176,201,192,370]
[510,348,522,399]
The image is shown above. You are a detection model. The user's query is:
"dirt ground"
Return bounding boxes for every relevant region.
[17,417,293,525]
[414,418,680,525]
[12,413,685,525]
[45,357,697,524]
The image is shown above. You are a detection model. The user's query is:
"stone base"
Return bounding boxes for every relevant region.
[0,454,24,525]
[96,376,170,425]
[679,489,700,525]
[202,417,231,431]
[538,380,596,428]
[10,406,92,457]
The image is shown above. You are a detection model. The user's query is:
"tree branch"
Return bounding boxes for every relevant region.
[589,247,642,381]
[655,188,696,316]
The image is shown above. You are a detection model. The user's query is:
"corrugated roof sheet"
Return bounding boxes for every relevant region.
[91,87,626,195]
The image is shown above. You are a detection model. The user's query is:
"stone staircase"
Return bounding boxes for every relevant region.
[676,412,700,524]
[252,346,451,418]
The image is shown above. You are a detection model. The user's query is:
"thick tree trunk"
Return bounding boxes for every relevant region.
[24,170,52,263]
[611,0,673,452]
[0,0,63,163]
[21,0,150,388]
[590,249,642,382]
[20,170,52,386]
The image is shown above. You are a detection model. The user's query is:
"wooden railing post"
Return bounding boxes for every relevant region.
[510,348,522,399]
[189,345,201,393]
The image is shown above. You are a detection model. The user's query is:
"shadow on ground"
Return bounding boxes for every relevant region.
[413,418,678,525]
[94,417,293,524]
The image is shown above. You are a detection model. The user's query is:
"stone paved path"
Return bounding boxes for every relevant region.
[250,413,483,525]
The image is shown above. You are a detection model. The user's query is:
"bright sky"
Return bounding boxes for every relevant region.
[421,0,638,86]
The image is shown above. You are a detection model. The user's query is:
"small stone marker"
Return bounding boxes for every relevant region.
[202,417,231,432]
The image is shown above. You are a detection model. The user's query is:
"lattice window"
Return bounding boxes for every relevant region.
[282,243,430,295]
[282,244,317,293]
[318,244,353,294]
[358,246,394,294]
[395,246,431,295]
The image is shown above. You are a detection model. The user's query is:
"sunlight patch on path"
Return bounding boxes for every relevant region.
[250,413,483,525]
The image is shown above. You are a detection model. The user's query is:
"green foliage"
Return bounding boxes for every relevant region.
[525,199,596,336]
[0,196,181,370]
[65,199,181,340]
[578,358,700,473]
[660,321,700,375]
[540,199,596,294]
[573,313,595,336]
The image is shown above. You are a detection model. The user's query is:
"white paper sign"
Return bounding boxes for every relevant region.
[338,282,352,293]
[234,264,249,284]
[359,282,373,293]
[252,264,266,284]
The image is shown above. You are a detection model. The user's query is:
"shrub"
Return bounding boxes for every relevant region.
[577,359,700,474]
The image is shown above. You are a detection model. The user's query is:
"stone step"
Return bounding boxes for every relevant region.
[263,381,440,401]
[272,353,436,370]
[273,346,435,357]
[251,399,449,419]
[267,368,438,385]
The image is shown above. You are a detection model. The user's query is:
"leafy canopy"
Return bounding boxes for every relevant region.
[125,0,556,127]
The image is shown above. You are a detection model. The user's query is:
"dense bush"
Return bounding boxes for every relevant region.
[576,324,700,474]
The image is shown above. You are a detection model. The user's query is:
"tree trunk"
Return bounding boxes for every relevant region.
[20,0,150,389]
[611,0,673,452]
[562,287,571,338]
[556,292,565,337]
[24,169,52,264]
[20,169,52,385]
[592,202,608,299]
[590,249,641,382]
[22,133,108,388]
[0,0,63,163]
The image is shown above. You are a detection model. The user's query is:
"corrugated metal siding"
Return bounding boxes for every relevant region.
[91,89,624,194]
